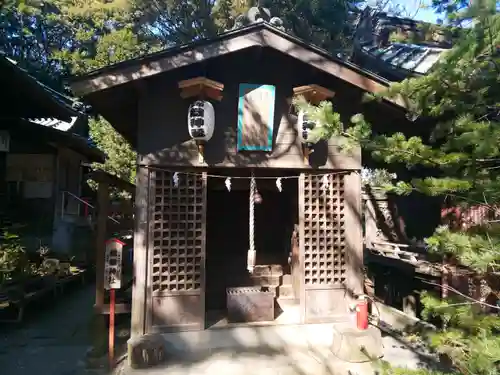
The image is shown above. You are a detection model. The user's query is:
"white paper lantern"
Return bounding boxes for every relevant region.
[187,100,215,142]
[297,110,316,145]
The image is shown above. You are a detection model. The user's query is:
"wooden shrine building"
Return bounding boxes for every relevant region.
[71,22,412,337]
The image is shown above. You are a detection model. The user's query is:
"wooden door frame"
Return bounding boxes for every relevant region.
[145,169,207,333]
[298,171,362,323]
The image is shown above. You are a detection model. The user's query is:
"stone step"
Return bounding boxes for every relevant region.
[253,264,283,276]
[250,275,280,286]
[277,297,299,307]
[282,274,293,285]
[277,284,295,299]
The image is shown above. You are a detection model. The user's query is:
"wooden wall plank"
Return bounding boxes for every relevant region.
[344,172,363,299]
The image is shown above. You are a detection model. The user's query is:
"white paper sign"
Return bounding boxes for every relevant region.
[0,131,10,152]
[104,239,124,290]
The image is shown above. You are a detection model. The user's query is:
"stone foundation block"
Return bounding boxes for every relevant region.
[277,284,294,298]
[127,334,167,369]
[331,325,383,363]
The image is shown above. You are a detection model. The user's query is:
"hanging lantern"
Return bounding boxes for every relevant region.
[297,110,316,163]
[188,100,215,163]
[292,84,334,164]
[276,178,282,192]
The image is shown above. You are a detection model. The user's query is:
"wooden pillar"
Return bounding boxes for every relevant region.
[298,173,305,323]
[95,181,109,311]
[131,166,149,338]
[345,171,363,299]
[403,279,417,318]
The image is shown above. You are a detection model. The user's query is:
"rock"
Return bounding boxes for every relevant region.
[331,325,383,363]
[127,334,167,369]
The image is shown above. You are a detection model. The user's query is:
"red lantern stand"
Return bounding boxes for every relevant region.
[104,238,124,369]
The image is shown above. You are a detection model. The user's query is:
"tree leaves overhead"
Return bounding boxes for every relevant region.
[1,0,362,77]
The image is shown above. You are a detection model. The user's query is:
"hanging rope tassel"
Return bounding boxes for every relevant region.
[247,172,256,274]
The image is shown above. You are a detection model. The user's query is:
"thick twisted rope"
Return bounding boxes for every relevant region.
[249,175,255,252]
[248,172,256,273]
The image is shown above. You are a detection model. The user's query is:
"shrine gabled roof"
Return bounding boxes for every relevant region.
[70,22,401,105]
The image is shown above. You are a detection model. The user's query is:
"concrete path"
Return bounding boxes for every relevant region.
[0,283,439,375]
[113,336,433,375]
[113,323,438,375]
[0,284,95,375]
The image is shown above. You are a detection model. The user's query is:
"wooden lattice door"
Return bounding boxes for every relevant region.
[299,173,347,323]
[149,170,206,332]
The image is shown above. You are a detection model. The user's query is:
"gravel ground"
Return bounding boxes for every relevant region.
[0,284,95,375]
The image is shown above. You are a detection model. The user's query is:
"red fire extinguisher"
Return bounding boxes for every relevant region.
[356,295,369,330]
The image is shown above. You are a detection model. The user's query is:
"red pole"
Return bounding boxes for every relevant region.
[109,288,115,369]
[356,295,369,330]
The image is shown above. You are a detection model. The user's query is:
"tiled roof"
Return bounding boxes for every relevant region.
[360,42,446,75]
[351,6,453,80]
[1,55,87,119]
[28,116,78,132]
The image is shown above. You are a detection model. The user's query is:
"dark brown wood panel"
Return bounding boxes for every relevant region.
[149,170,206,332]
[300,173,347,323]
[137,48,362,171]
[139,138,360,170]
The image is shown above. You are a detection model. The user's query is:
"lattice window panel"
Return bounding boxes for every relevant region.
[151,171,205,293]
[303,174,346,285]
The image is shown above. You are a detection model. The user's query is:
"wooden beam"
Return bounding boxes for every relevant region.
[292,84,335,105]
[95,181,110,311]
[90,170,135,193]
[178,76,224,101]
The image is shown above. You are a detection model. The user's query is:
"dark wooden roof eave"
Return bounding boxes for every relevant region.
[1,118,105,163]
[0,56,79,122]
[69,22,404,107]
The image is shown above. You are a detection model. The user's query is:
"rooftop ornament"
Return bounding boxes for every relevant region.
[229,0,285,31]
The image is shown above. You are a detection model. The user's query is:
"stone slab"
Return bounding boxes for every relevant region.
[128,334,168,369]
[331,325,383,363]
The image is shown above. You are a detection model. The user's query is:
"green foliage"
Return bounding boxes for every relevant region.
[420,291,500,375]
[426,226,500,272]
[292,95,371,153]
[88,117,137,197]
[361,167,398,188]
[294,3,500,374]
[294,2,500,204]
[0,231,26,284]
[388,22,461,46]
[378,359,452,375]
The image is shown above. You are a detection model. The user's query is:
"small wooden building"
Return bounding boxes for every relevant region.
[0,55,104,253]
[71,23,411,337]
